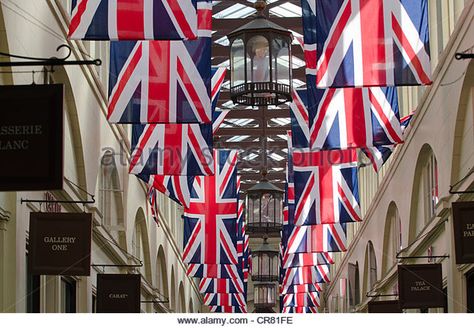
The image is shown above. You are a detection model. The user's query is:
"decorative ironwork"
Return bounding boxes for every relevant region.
[0,44,102,68]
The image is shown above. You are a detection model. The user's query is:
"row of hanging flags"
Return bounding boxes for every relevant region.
[68,0,249,313]
[279,0,428,313]
[67,0,431,313]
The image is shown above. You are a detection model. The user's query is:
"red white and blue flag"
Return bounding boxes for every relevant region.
[69,0,212,40]
[283,223,347,254]
[309,0,431,87]
[290,86,403,151]
[281,265,331,286]
[199,278,244,295]
[203,293,246,307]
[182,150,239,264]
[282,307,318,313]
[283,292,320,307]
[186,263,241,279]
[130,123,213,176]
[209,306,247,313]
[362,111,415,172]
[280,283,322,295]
[147,186,159,225]
[282,252,334,269]
[292,149,361,225]
[108,37,212,123]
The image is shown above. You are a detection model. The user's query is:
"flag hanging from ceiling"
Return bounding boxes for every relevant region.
[361,111,415,172]
[108,37,212,123]
[282,252,334,269]
[283,223,347,253]
[147,175,194,207]
[290,85,403,150]
[310,0,431,88]
[69,0,212,40]
[199,278,244,295]
[292,149,361,225]
[203,293,246,307]
[182,150,239,264]
[281,265,331,286]
[282,307,318,313]
[130,123,213,176]
[280,283,322,295]
[187,263,241,279]
[209,306,247,313]
[147,186,160,225]
[283,292,321,307]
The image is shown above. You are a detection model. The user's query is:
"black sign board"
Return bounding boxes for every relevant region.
[453,202,474,264]
[28,212,92,276]
[368,300,401,313]
[398,264,444,309]
[97,274,141,313]
[0,84,63,191]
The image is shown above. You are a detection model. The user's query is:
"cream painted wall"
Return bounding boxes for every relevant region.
[0,0,201,313]
[324,1,474,313]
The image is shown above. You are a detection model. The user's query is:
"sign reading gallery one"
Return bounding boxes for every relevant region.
[0,84,63,191]
[452,202,474,264]
[28,213,92,276]
[97,274,141,313]
[398,264,444,309]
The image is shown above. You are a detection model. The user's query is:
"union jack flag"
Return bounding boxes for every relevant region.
[69,0,212,40]
[283,223,347,254]
[292,149,361,225]
[280,283,322,294]
[361,111,415,172]
[108,37,211,123]
[199,278,244,295]
[281,265,331,286]
[182,150,239,264]
[282,307,318,313]
[147,186,159,225]
[130,123,213,176]
[209,306,247,313]
[312,0,431,87]
[283,292,320,308]
[186,263,241,279]
[282,252,334,269]
[203,293,246,307]
[291,84,403,150]
[147,175,194,207]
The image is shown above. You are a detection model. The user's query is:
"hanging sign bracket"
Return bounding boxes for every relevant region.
[0,44,101,68]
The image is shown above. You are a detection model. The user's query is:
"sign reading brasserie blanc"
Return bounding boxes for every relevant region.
[28,212,92,276]
[0,84,63,191]
[398,264,444,309]
[97,274,141,313]
[452,202,474,264]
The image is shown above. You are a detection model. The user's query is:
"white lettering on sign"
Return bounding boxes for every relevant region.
[43,236,77,251]
[410,280,431,292]
[109,293,128,299]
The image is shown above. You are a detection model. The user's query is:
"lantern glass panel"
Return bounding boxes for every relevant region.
[271,37,290,84]
[261,193,276,224]
[231,39,245,88]
[247,195,260,224]
[247,36,270,83]
[254,284,276,305]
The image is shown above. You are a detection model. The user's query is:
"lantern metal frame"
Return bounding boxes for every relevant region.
[253,281,277,312]
[245,179,284,237]
[251,237,279,282]
[227,4,293,107]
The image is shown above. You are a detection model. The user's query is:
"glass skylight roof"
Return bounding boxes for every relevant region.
[269,2,302,18]
[213,3,256,19]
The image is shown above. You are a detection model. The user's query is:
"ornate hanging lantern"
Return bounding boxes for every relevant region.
[227,0,293,106]
[245,178,284,236]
